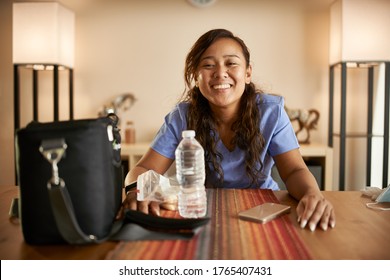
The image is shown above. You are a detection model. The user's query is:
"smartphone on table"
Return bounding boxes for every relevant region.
[238,203,291,224]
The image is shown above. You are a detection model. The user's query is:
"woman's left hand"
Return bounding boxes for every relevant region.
[296,193,336,231]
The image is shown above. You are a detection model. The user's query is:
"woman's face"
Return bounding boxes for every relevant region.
[196,38,252,112]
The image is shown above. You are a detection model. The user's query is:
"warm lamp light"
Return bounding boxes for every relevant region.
[329,0,390,65]
[13,2,75,68]
[13,2,75,133]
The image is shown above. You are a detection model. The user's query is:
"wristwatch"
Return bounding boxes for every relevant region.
[125,181,137,195]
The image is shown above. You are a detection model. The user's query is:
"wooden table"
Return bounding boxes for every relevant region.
[1,185,389,260]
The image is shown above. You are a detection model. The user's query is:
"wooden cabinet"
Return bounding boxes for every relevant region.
[121,142,150,171]
[300,143,333,191]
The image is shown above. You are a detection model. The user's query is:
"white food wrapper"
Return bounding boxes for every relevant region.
[137,170,179,203]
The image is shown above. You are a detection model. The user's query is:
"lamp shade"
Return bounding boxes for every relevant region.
[329,0,390,65]
[13,2,75,68]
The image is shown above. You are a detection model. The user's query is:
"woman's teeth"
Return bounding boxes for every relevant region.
[213,84,231,89]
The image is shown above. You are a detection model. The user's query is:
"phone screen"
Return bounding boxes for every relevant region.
[238,203,291,224]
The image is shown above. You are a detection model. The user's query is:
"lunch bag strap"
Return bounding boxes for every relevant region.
[40,138,107,244]
[47,180,114,244]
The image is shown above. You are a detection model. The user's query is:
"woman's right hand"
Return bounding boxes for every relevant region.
[118,148,176,219]
[116,190,178,219]
[116,191,159,219]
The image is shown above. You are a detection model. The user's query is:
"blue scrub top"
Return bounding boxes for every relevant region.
[150,94,299,190]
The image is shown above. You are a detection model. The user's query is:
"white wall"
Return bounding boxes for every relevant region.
[0,0,331,186]
[71,0,330,142]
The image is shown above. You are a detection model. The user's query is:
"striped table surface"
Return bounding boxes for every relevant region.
[106,189,312,260]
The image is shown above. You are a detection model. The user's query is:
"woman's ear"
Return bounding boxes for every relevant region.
[194,72,199,87]
[245,65,252,84]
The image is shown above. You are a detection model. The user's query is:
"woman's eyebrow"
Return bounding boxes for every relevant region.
[201,54,240,61]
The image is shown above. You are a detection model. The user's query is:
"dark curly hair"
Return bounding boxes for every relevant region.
[181,29,265,187]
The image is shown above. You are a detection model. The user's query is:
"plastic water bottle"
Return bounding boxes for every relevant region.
[175,130,207,218]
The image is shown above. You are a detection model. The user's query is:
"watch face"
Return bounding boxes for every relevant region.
[187,0,217,8]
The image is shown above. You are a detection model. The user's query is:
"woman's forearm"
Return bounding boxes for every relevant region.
[284,167,321,201]
[124,165,149,185]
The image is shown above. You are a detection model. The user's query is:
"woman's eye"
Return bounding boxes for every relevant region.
[202,64,214,68]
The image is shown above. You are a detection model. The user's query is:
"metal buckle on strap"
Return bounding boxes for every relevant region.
[39,138,67,188]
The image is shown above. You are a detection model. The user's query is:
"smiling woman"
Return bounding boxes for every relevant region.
[195,38,252,111]
[120,28,336,233]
